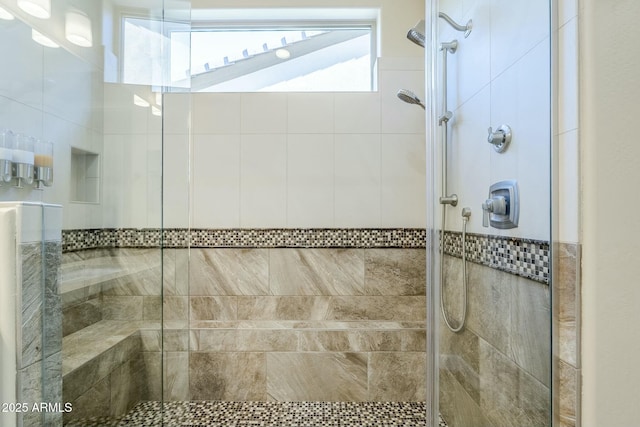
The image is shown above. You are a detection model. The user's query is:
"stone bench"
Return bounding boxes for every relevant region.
[62,320,159,423]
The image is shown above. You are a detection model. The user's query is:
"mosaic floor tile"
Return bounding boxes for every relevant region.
[64,401,447,427]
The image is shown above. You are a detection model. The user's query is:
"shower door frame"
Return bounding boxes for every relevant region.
[425,0,557,425]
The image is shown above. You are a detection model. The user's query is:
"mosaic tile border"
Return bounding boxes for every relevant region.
[62,228,428,252]
[61,228,549,283]
[64,400,443,427]
[442,231,550,284]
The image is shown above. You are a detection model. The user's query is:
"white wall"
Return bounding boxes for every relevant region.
[0,7,104,230]
[438,0,551,241]
[157,0,427,229]
[580,0,640,424]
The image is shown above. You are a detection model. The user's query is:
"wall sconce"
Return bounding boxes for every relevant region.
[65,10,92,47]
[0,6,15,20]
[32,29,59,48]
[17,0,51,19]
[0,129,14,185]
[12,134,34,188]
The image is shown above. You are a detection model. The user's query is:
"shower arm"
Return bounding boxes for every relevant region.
[439,12,473,38]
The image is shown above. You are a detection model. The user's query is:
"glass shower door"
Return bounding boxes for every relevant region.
[430,0,552,426]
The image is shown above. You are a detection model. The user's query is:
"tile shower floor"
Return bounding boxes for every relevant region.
[65,401,447,427]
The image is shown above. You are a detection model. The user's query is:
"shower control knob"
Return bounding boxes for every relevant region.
[487,125,512,153]
[482,196,507,227]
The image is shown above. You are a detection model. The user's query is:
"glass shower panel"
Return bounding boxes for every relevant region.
[432,1,552,426]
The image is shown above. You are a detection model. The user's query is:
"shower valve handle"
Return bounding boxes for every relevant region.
[482,196,507,227]
[487,125,512,153]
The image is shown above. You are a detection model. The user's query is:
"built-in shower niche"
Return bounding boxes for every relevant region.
[70,148,100,203]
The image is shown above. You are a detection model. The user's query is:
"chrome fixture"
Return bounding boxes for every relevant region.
[438,39,457,205]
[439,194,458,206]
[406,13,472,48]
[439,40,458,53]
[482,180,519,229]
[487,125,512,153]
[441,207,472,332]
[397,89,425,109]
[439,12,473,38]
[406,20,425,47]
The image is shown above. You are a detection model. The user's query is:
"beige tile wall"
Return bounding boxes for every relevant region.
[61,247,427,404]
[166,247,428,402]
[439,255,551,427]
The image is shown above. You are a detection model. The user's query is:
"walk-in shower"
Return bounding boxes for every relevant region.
[428,1,553,426]
[0,1,554,426]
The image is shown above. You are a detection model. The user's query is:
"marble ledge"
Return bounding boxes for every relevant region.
[186,320,426,330]
[62,320,159,376]
[60,255,161,294]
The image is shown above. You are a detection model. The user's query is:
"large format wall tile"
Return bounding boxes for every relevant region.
[237,296,331,321]
[269,248,364,295]
[190,352,266,401]
[368,352,426,401]
[511,276,551,386]
[266,353,367,402]
[326,296,426,321]
[479,339,549,427]
[364,249,426,295]
[189,249,269,296]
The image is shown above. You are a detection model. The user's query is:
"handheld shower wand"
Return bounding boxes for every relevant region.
[396,89,426,109]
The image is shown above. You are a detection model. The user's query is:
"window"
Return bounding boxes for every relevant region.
[187,26,374,92]
[121,11,377,92]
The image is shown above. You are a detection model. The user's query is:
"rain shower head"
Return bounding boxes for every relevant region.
[406,20,426,47]
[397,89,425,110]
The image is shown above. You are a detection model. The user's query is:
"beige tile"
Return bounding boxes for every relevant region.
[557,359,578,427]
[190,296,237,321]
[439,324,480,404]
[189,248,269,295]
[163,296,188,322]
[479,339,550,427]
[327,296,426,321]
[189,329,236,351]
[237,296,331,321]
[364,249,426,295]
[269,248,364,295]
[102,296,144,320]
[299,330,425,352]
[439,368,490,427]
[369,352,426,401]
[237,329,298,352]
[64,377,110,423]
[266,353,367,401]
[164,351,189,401]
[190,352,266,401]
[511,276,551,387]
[465,261,512,356]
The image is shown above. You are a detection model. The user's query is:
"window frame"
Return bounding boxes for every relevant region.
[118,10,379,92]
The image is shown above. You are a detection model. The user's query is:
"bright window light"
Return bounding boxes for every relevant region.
[122,16,375,92]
